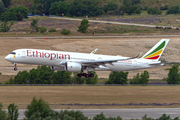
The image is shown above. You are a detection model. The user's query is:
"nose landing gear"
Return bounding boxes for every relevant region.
[14,63,17,71]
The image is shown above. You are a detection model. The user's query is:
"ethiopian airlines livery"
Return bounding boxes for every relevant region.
[5,39,169,78]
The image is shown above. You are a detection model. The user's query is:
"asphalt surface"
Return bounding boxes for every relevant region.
[16,108,180,119]
[1,35,180,39]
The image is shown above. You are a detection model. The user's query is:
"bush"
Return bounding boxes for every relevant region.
[30,19,39,32]
[39,26,47,33]
[105,71,129,84]
[61,29,70,35]
[48,28,57,32]
[78,19,89,33]
[0,21,14,32]
[129,71,149,84]
[93,112,122,120]
[59,110,88,120]
[167,64,180,84]
[7,103,19,120]
[0,0,5,15]
[147,7,162,15]
[0,72,1,75]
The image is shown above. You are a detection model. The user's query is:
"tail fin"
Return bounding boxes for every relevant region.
[141,39,169,61]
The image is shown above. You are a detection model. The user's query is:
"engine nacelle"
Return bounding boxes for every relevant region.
[65,62,82,72]
[51,66,65,71]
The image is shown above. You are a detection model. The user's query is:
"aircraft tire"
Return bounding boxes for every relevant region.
[14,68,17,71]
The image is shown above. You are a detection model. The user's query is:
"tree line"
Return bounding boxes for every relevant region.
[0,97,179,120]
[1,0,180,22]
[3,64,180,85]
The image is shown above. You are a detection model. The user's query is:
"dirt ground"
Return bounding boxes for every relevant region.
[0,37,180,79]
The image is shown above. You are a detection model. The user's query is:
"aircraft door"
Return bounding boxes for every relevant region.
[22,51,26,58]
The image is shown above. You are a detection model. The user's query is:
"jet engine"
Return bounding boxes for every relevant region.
[51,66,65,71]
[65,62,82,72]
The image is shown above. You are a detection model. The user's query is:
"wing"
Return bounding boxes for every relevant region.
[82,52,143,66]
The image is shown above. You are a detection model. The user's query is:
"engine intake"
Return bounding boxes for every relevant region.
[65,62,82,72]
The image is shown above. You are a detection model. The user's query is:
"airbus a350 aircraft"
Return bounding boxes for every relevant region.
[5,39,169,78]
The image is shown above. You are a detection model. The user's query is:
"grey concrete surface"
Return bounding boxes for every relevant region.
[16,108,180,119]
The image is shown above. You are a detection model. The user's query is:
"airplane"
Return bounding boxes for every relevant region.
[5,39,169,78]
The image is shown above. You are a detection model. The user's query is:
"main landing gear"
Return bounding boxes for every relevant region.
[14,63,17,71]
[77,73,94,78]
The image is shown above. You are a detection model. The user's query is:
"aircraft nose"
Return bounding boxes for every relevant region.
[5,55,11,61]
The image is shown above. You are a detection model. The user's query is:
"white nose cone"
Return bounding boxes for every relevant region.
[5,55,10,61]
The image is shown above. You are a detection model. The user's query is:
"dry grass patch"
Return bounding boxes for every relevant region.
[0,86,180,109]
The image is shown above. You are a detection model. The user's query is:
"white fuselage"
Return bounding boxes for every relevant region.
[5,49,161,72]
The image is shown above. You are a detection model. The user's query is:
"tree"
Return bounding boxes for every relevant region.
[93,112,122,120]
[52,71,72,84]
[105,71,129,84]
[103,1,117,15]
[8,5,29,18]
[7,103,19,120]
[78,19,89,33]
[32,0,65,15]
[2,0,10,8]
[167,64,180,84]
[0,0,5,15]
[166,5,180,14]
[13,71,30,84]
[30,19,39,32]
[24,97,52,119]
[0,21,14,32]
[0,103,7,120]
[49,1,71,16]
[16,13,24,21]
[1,11,18,21]
[127,5,141,15]
[71,0,103,17]
[33,3,44,14]
[130,71,149,84]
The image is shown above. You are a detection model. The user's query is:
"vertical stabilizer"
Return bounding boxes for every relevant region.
[141,39,169,61]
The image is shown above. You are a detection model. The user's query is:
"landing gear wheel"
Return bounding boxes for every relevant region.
[14,68,17,71]
[14,63,17,71]
[82,73,87,76]
[90,74,94,77]
[77,73,82,77]
[85,74,89,78]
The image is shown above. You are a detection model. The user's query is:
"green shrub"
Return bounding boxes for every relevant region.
[0,21,14,32]
[129,71,149,84]
[1,11,18,21]
[30,19,39,32]
[39,26,47,33]
[105,71,128,84]
[61,29,70,35]
[48,28,57,32]
[78,19,89,33]
[8,103,19,120]
[147,7,162,15]
[0,72,1,75]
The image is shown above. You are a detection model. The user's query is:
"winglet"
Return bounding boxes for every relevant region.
[135,52,143,58]
[90,48,98,54]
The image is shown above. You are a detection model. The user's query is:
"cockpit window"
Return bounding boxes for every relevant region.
[10,52,16,55]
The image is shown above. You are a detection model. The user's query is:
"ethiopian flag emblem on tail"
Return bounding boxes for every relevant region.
[141,39,169,60]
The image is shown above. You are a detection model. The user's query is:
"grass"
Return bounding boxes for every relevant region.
[0,86,180,109]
